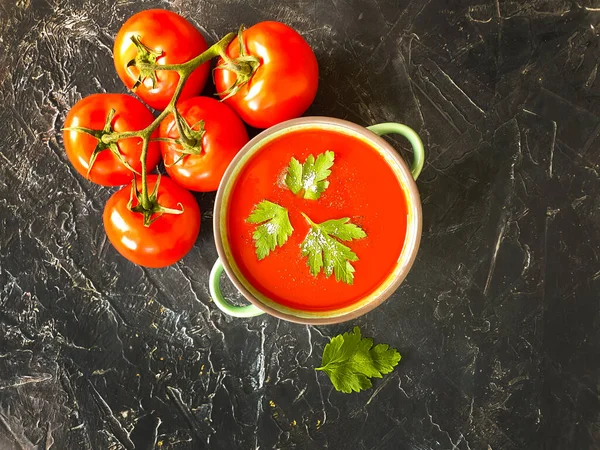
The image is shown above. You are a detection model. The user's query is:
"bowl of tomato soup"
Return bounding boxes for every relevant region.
[209,117,424,324]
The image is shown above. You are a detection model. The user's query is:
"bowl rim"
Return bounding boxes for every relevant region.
[212,116,422,325]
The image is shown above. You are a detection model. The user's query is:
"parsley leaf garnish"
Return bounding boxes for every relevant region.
[300,213,366,284]
[285,151,335,200]
[316,327,401,394]
[247,200,294,260]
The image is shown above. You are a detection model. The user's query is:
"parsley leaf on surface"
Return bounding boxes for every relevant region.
[247,200,294,260]
[316,327,401,393]
[300,214,366,284]
[285,151,335,200]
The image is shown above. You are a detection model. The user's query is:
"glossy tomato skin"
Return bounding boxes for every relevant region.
[103,175,200,268]
[63,94,161,186]
[159,97,249,192]
[113,9,209,110]
[214,21,319,129]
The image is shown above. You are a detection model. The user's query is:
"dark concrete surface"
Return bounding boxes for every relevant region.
[1,0,600,448]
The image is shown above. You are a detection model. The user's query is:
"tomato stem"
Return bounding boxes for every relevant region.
[214,26,261,101]
[128,173,184,226]
[127,35,164,90]
[100,31,236,212]
[140,138,151,209]
[173,108,197,148]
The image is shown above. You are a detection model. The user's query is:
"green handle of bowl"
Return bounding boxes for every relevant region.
[367,123,425,180]
[209,258,265,318]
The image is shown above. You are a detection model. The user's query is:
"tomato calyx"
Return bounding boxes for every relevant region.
[214,26,261,101]
[127,35,164,91]
[128,173,184,227]
[154,109,205,166]
[63,108,139,178]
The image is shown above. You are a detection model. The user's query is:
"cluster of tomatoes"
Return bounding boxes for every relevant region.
[62,9,319,268]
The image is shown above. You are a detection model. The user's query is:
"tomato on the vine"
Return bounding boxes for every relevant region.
[213,21,319,129]
[103,175,200,268]
[63,94,160,186]
[113,9,209,110]
[158,97,249,192]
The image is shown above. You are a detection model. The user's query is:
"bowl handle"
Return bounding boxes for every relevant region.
[367,123,425,180]
[209,258,265,318]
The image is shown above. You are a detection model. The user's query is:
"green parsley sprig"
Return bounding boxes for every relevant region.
[300,214,366,285]
[317,327,401,393]
[247,200,294,260]
[285,150,335,200]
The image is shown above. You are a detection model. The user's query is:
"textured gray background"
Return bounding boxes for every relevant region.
[1,0,600,448]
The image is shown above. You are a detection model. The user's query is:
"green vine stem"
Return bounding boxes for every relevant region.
[100,31,237,223]
[214,26,260,100]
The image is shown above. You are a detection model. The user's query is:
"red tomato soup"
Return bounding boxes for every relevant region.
[226,127,408,312]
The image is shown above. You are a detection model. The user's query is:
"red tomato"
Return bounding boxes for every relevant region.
[63,94,160,186]
[158,97,249,192]
[113,9,209,110]
[103,175,200,268]
[213,21,319,129]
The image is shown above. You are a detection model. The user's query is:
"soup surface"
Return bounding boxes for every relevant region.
[226,127,408,312]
